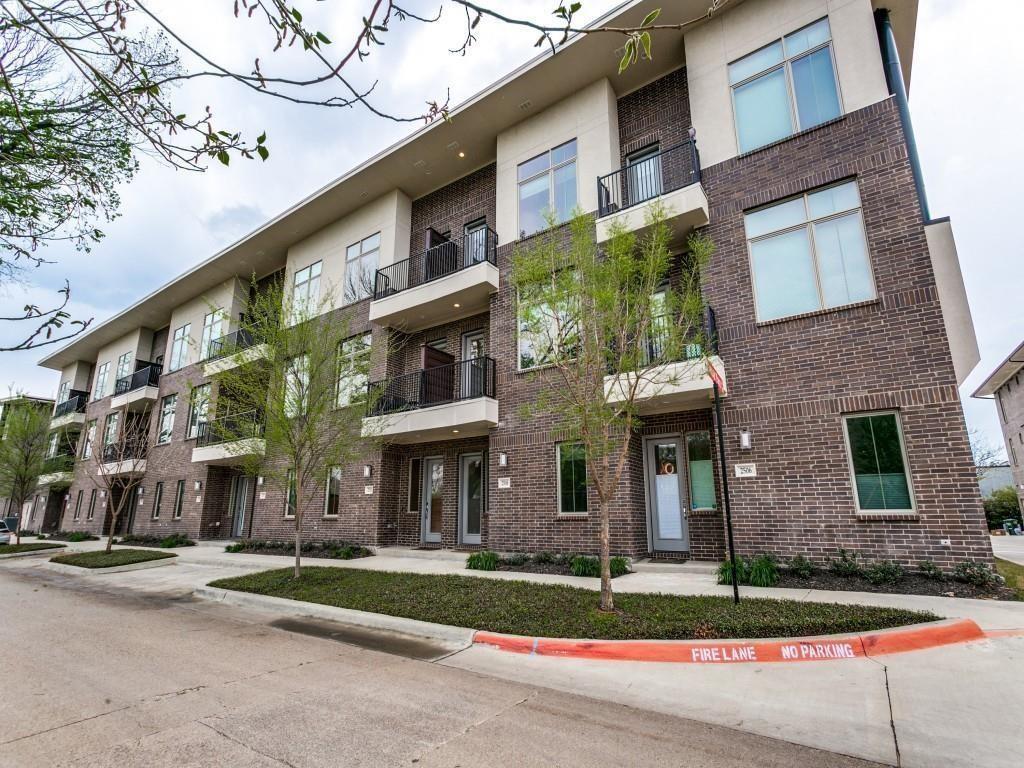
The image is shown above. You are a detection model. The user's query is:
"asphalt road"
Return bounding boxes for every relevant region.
[0,564,883,768]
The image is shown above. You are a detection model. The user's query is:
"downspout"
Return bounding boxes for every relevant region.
[875,8,930,222]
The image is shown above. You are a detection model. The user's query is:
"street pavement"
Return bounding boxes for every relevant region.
[991,534,1024,566]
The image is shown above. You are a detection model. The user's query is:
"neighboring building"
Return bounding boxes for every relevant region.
[36,0,989,566]
[974,339,1024,511]
[978,465,1014,499]
[0,394,67,532]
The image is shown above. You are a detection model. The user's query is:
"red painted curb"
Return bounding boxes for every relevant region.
[473,618,985,664]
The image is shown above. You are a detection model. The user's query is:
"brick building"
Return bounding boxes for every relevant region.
[974,339,1024,513]
[36,0,991,566]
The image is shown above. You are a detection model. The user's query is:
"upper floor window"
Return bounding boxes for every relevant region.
[729,18,841,154]
[517,284,579,371]
[93,363,110,400]
[291,261,322,322]
[82,420,96,458]
[345,234,380,304]
[157,394,177,444]
[336,333,371,408]
[46,432,59,459]
[169,324,190,371]
[745,180,873,322]
[518,139,577,238]
[103,412,119,445]
[57,380,70,404]
[285,355,309,418]
[843,411,915,514]
[115,352,133,382]
[187,384,210,439]
[200,309,226,360]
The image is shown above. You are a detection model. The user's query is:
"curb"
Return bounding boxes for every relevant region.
[44,555,178,575]
[194,586,476,648]
[473,618,987,664]
[0,546,67,560]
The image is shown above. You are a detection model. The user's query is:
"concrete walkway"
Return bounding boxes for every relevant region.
[991,534,1024,566]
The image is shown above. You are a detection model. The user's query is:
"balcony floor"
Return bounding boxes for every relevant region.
[362,397,498,444]
[596,183,709,245]
[369,261,499,332]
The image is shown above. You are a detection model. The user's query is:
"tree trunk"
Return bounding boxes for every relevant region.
[14,496,24,546]
[105,505,117,554]
[293,483,303,579]
[598,498,614,612]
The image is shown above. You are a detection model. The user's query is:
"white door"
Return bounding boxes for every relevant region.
[459,453,484,546]
[421,458,444,544]
[646,437,690,552]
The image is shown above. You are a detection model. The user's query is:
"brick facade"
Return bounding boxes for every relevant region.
[994,372,1024,510]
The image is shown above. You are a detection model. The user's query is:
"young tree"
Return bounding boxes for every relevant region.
[0,397,51,543]
[512,208,713,611]
[87,404,152,553]
[206,278,379,578]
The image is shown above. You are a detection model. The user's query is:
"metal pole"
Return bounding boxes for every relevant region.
[712,379,740,604]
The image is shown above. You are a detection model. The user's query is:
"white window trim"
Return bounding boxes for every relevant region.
[728,17,845,155]
[515,285,580,372]
[841,410,917,516]
[344,235,380,305]
[94,363,110,401]
[323,466,342,518]
[555,442,588,516]
[516,139,579,239]
[336,333,372,408]
[170,324,191,371]
[157,394,177,444]
[187,385,210,439]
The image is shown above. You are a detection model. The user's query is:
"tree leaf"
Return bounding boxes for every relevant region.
[256,145,269,161]
[618,39,634,74]
[216,151,230,166]
[641,8,661,27]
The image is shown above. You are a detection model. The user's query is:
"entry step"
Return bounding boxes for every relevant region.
[631,559,721,575]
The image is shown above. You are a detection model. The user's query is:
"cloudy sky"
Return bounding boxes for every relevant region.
[2,0,1022,458]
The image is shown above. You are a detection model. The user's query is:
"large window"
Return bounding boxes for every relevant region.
[82,420,96,458]
[93,363,110,400]
[169,324,191,371]
[200,309,226,360]
[843,412,915,513]
[173,479,185,519]
[157,394,177,444]
[46,432,59,459]
[152,482,164,519]
[87,489,97,521]
[284,469,297,518]
[518,139,577,237]
[187,384,210,439]
[73,490,83,520]
[336,333,371,407]
[345,234,380,304]
[285,355,309,418]
[686,432,716,511]
[116,351,133,382]
[557,443,588,514]
[517,285,579,370]
[57,380,70,405]
[324,466,342,517]
[290,261,322,323]
[729,18,841,153]
[407,458,422,513]
[102,412,119,445]
[745,180,873,322]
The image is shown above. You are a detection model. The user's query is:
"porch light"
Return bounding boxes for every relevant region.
[498,452,508,467]
[363,465,373,478]
[194,480,202,491]
[739,429,752,451]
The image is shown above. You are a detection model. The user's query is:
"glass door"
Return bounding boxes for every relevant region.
[231,476,250,538]
[421,457,444,544]
[626,145,662,208]
[459,453,483,546]
[461,331,486,399]
[646,437,690,552]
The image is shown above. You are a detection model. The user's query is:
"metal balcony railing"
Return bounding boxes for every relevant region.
[373,226,498,300]
[205,328,258,362]
[195,410,264,448]
[53,391,89,418]
[366,357,496,417]
[102,439,147,463]
[597,138,701,218]
[41,454,75,474]
[114,363,162,396]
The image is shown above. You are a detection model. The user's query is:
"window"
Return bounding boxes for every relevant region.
[46,432,59,459]
[518,139,577,237]
[291,261,322,321]
[557,443,588,514]
[94,363,110,400]
[745,180,873,322]
[284,469,296,517]
[170,324,191,371]
[157,394,177,444]
[336,334,371,407]
[57,380,70,405]
[187,385,210,439]
[626,144,662,206]
[82,420,96,458]
[345,235,380,304]
[843,412,915,513]
[324,466,342,517]
[285,355,309,418]
[152,482,164,519]
[73,490,83,520]
[200,309,226,360]
[173,479,185,518]
[997,391,1007,423]
[103,413,119,446]
[116,352,133,382]
[729,18,841,153]
[87,489,97,521]
[407,458,422,513]
[517,285,579,370]
[686,432,716,511]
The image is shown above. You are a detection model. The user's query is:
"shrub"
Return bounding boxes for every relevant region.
[609,556,630,578]
[569,555,600,578]
[36,533,47,540]
[466,550,499,571]
[748,554,779,587]
[983,486,1023,530]
[828,549,863,578]
[863,560,904,586]
[952,560,1004,589]
[532,551,556,565]
[717,556,751,586]
[503,552,529,566]
[67,531,94,543]
[917,560,944,581]
[159,533,195,548]
[224,543,244,553]
[787,555,815,579]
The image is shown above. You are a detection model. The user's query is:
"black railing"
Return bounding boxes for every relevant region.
[196,410,264,448]
[102,439,147,463]
[41,454,75,475]
[114,363,162,395]
[367,357,496,416]
[53,391,89,418]
[205,328,257,361]
[373,226,498,300]
[597,138,701,218]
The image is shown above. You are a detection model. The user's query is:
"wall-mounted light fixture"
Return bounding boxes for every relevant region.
[137,487,144,495]
[194,480,202,491]
[498,452,508,467]
[363,465,373,479]
[257,476,264,485]
[739,429,752,451]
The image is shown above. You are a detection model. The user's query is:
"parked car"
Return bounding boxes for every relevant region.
[0,521,12,545]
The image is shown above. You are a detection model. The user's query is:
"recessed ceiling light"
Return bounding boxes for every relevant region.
[458,151,465,158]
[452,429,460,433]
[453,302,461,308]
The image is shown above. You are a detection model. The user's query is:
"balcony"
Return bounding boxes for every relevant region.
[202,328,271,376]
[100,440,147,476]
[369,227,499,332]
[595,138,709,244]
[37,455,74,487]
[604,308,727,415]
[51,391,89,429]
[110,363,161,411]
[191,410,266,465]
[362,357,498,443]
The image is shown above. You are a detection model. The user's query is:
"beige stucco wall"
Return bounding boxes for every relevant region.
[93,328,154,398]
[495,78,619,244]
[685,0,889,167]
[58,361,93,396]
[163,277,248,368]
[925,219,979,387]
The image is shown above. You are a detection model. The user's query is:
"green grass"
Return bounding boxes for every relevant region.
[209,567,938,640]
[0,542,65,555]
[995,558,1024,600]
[51,549,177,569]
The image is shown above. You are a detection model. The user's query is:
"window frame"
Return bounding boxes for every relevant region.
[516,138,578,238]
[57,380,70,404]
[116,351,133,382]
[290,260,323,323]
[102,412,119,446]
[73,489,83,520]
[187,384,210,439]
[744,180,875,323]
[344,234,380,305]
[407,457,422,514]
[728,17,844,154]
[515,281,580,372]
[284,469,297,518]
[152,481,164,519]
[173,479,185,519]
[324,466,342,517]
[556,442,588,516]
[87,488,97,521]
[169,323,191,371]
[685,430,718,512]
[94,362,110,400]
[841,410,917,515]
[285,355,309,418]
[157,394,177,444]
[82,420,96,458]
[336,333,372,408]
[200,308,226,361]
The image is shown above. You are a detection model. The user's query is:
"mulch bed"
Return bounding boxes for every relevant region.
[776,571,1018,601]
